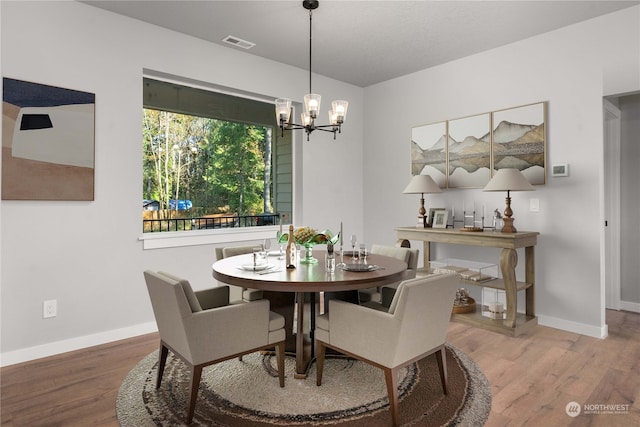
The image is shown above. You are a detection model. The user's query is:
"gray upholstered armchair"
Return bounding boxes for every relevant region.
[315,273,458,427]
[144,270,286,424]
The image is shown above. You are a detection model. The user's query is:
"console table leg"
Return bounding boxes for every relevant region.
[500,248,518,328]
[525,246,535,317]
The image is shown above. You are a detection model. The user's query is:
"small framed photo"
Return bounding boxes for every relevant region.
[432,209,449,229]
[427,207,445,227]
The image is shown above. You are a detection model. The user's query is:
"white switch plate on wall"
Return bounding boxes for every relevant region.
[530,198,540,212]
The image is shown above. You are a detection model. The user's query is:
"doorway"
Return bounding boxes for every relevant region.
[604,93,640,314]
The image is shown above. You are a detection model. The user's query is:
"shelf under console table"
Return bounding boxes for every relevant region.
[395,227,539,336]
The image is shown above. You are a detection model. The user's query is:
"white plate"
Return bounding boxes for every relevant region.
[237,263,271,272]
[342,263,376,272]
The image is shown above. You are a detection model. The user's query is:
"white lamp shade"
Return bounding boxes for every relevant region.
[331,100,348,123]
[403,174,442,194]
[301,112,312,126]
[303,94,321,118]
[275,98,292,123]
[483,168,535,192]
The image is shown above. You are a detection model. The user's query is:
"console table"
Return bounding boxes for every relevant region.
[395,227,539,336]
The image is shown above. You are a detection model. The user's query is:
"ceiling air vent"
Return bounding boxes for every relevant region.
[222,35,255,50]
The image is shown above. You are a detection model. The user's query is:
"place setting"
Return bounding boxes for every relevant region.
[338,236,385,272]
[236,242,281,273]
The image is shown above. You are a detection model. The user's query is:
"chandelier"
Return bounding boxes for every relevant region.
[275,0,348,141]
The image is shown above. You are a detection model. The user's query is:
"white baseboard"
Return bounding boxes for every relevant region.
[0,322,158,367]
[537,314,608,339]
[620,300,640,313]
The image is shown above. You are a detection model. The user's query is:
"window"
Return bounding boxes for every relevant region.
[142,77,292,233]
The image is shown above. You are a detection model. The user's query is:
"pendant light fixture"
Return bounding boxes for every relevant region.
[275,0,348,141]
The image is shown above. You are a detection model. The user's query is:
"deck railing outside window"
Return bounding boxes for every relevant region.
[143,213,280,233]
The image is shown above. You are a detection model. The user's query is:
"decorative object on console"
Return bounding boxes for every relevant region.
[274,0,348,141]
[452,288,476,314]
[432,209,448,229]
[403,174,442,227]
[482,287,507,320]
[483,168,534,233]
[427,207,445,227]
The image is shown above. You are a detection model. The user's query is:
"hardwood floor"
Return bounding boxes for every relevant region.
[1,310,638,426]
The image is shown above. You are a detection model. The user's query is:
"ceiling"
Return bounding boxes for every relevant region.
[82,1,639,87]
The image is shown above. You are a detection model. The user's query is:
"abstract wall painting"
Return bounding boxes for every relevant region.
[447,113,491,188]
[410,101,546,188]
[2,78,95,200]
[410,120,447,188]
[492,102,546,185]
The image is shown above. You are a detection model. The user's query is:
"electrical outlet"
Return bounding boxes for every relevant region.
[43,300,57,318]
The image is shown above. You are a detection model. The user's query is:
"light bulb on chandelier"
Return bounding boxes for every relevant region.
[275,0,348,141]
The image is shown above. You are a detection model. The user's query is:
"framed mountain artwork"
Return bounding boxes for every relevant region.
[447,113,491,188]
[491,102,546,185]
[410,101,546,188]
[410,120,447,188]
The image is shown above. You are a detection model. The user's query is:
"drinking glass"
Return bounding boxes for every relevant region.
[359,243,368,264]
[336,245,346,268]
[263,239,271,256]
[253,246,266,266]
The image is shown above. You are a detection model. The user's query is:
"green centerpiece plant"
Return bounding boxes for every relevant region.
[277,226,340,264]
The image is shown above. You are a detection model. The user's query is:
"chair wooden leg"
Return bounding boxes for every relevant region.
[384,367,400,427]
[436,345,448,395]
[276,341,285,387]
[316,341,326,386]
[187,365,203,425]
[156,343,169,389]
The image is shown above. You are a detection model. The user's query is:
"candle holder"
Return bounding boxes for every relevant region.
[482,288,506,320]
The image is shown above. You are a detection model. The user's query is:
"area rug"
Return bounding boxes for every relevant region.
[116,343,491,426]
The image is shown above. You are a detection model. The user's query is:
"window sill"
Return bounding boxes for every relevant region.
[139,227,280,250]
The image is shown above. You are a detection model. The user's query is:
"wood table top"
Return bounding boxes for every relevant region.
[212,251,408,293]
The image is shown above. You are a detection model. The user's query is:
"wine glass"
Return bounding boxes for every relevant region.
[350,234,358,262]
[263,238,272,255]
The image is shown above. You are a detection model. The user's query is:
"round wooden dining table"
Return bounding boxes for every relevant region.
[212,250,407,377]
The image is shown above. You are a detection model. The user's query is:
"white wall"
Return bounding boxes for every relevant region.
[0,1,364,365]
[363,7,640,337]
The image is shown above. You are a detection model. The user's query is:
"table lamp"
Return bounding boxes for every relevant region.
[403,174,442,227]
[483,168,534,233]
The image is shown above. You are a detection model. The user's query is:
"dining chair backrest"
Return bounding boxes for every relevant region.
[370,244,410,264]
[220,245,256,259]
[144,271,195,359]
[370,244,419,278]
[389,273,458,364]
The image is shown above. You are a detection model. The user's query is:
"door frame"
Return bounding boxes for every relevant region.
[603,98,621,311]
